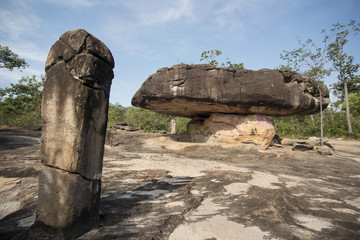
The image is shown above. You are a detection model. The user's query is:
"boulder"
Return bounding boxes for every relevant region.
[292,142,315,151]
[317,145,333,155]
[132,64,329,118]
[187,113,275,149]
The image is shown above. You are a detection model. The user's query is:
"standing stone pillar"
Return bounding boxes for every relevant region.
[31,29,114,239]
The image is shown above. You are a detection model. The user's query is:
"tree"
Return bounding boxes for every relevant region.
[0,76,43,126]
[332,75,359,101]
[327,20,360,135]
[200,49,244,69]
[107,103,127,127]
[341,92,360,117]
[280,35,331,144]
[0,45,29,71]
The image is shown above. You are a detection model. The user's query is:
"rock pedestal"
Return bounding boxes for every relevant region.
[30,29,114,239]
[187,113,275,149]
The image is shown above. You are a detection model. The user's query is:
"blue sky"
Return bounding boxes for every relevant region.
[1,0,359,106]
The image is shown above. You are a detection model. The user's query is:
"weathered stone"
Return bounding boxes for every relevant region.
[187,113,275,149]
[292,142,315,151]
[34,29,114,238]
[132,64,329,118]
[45,29,114,70]
[281,139,296,146]
[317,145,333,155]
[35,166,100,229]
[324,141,335,150]
[41,30,113,180]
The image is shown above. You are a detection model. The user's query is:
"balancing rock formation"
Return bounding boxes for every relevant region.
[132,64,329,149]
[31,29,114,239]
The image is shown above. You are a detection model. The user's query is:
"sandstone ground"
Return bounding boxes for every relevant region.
[1,127,360,239]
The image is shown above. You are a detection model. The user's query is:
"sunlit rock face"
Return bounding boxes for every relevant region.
[132,64,329,118]
[132,64,329,149]
[31,29,114,239]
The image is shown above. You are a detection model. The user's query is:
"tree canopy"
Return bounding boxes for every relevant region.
[200,49,244,70]
[0,45,29,71]
[0,76,43,127]
[326,20,360,134]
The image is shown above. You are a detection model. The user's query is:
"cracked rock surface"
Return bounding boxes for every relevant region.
[29,29,114,239]
[1,128,360,239]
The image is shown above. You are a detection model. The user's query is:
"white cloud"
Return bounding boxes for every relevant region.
[194,0,302,33]
[12,43,48,64]
[214,0,292,15]
[0,8,40,40]
[122,0,195,26]
[43,0,94,7]
[0,69,22,86]
[0,67,44,87]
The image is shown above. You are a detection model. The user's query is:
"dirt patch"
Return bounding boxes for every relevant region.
[1,128,360,239]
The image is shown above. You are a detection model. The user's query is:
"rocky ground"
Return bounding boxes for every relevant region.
[0,127,360,239]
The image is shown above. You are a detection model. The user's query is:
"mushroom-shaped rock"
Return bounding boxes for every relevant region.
[132,64,329,118]
[132,64,329,149]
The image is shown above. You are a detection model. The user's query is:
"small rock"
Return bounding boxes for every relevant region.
[281,139,295,146]
[114,122,128,129]
[27,125,42,131]
[125,126,139,131]
[308,137,320,146]
[324,141,335,150]
[292,142,314,151]
[317,145,333,155]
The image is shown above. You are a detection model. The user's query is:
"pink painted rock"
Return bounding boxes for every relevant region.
[187,113,275,149]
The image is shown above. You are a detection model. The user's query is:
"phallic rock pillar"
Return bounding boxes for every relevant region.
[30,29,114,239]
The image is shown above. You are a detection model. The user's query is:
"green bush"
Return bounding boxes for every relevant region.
[175,117,191,133]
[125,107,172,132]
[107,103,126,127]
[0,76,43,127]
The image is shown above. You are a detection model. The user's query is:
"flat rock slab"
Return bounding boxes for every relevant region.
[1,129,360,240]
[132,64,330,118]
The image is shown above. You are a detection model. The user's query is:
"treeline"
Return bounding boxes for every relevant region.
[107,103,190,133]
[271,103,360,139]
[1,74,360,138]
[110,102,360,138]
